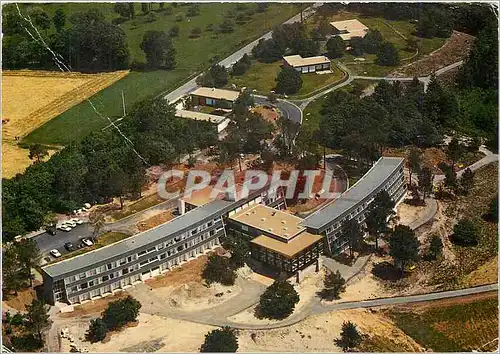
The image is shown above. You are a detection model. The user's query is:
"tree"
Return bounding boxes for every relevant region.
[3,244,24,295]
[53,8,66,32]
[219,19,234,33]
[418,167,434,200]
[321,270,346,300]
[452,218,479,246]
[187,4,201,17]
[221,233,249,268]
[30,7,51,34]
[15,239,41,287]
[114,3,131,19]
[200,326,238,352]
[446,137,464,170]
[363,29,383,54]
[231,53,251,76]
[335,321,362,352]
[365,190,395,249]
[256,3,268,13]
[129,3,135,18]
[197,64,229,88]
[275,66,302,95]
[25,299,52,345]
[145,11,156,23]
[86,318,108,343]
[169,25,180,38]
[252,38,285,63]
[326,36,345,59]
[389,225,419,272]
[102,296,141,331]
[341,218,364,257]
[141,3,149,14]
[202,254,237,285]
[426,234,443,260]
[376,41,400,66]
[258,280,299,320]
[140,30,176,69]
[28,144,48,164]
[89,211,105,238]
[460,168,474,194]
[407,148,421,185]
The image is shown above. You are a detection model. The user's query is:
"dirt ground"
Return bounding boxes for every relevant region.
[2,70,129,178]
[396,201,429,227]
[136,209,175,232]
[2,287,38,312]
[461,257,498,287]
[251,106,279,125]
[389,31,475,77]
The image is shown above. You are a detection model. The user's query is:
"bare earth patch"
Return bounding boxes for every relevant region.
[389,31,475,77]
[137,209,175,232]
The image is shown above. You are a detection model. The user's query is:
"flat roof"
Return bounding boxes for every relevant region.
[283,55,330,68]
[330,19,368,33]
[229,204,305,241]
[251,232,323,258]
[191,87,240,102]
[176,110,227,124]
[303,157,404,230]
[42,199,233,279]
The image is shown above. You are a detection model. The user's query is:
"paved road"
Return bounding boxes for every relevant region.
[254,95,303,124]
[163,4,321,104]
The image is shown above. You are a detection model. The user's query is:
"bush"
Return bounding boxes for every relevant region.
[200,326,238,352]
[206,23,214,32]
[163,6,173,15]
[187,4,200,17]
[111,17,128,25]
[219,19,234,33]
[145,12,156,23]
[85,318,108,343]
[231,53,251,76]
[452,218,479,246]
[169,25,180,38]
[101,296,141,331]
[257,280,299,320]
[175,14,183,22]
[320,270,346,300]
[376,41,400,66]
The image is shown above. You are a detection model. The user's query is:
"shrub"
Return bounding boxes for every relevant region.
[219,19,234,33]
[175,14,183,22]
[85,318,107,343]
[206,23,214,32]
[452,218,479,246]
[145,12,156,23]
[101,296,142,331]
[190,27,202,38]
[200,326,238,352]
[169,25,180,38]
[202,254,237,286]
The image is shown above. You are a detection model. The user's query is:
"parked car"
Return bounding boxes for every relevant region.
[57,224,72,232]
[81,238,93,247]
[65,220,77,228]
[50,249,62,258]
[70,218,83,225]
[64,242,74,251]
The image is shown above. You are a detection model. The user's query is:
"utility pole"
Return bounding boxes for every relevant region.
[121,91,126,117]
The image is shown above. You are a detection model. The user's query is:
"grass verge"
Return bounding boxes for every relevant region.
[389,295,498,352]
[109,194,165,221]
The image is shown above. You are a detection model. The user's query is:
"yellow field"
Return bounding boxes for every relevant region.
[2,70,129,178]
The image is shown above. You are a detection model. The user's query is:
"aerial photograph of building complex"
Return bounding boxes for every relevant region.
[1,1,498,352]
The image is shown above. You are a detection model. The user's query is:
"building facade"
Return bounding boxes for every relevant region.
[41,157,405,305]
[283,55,331,74]
[303,157,406,254]
[190,87,240,109]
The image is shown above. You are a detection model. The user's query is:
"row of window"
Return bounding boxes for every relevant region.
[64,218,222,285]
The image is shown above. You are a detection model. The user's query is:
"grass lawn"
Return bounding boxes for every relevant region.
[21,3,300,145]
[389,295,498,352]
[229,60,344,97]
[109,193,165,221]
[48,232,131,263]
[302,95,327,131]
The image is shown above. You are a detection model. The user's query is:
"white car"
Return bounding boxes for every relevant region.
[57,224,72,232]
[70,218,83,225]
[65,220,77,228]
[81,238,93,247]
[50,249,61,258]
[84,203,91,209]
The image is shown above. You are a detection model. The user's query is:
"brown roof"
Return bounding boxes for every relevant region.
[251,232,323,258]
[229,204,305,241]
[283,55,331,68]
[191,87,240,102]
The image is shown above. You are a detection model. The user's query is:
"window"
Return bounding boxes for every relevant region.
[149,256,158,263]
[147,247,156,253]
[177,245,184,252]
[160,253,166,260]
[122,268,129,275]
[242,225,249,232]
[120,258,126,266]
[138,250,147,257]
[80,282,88,290]
[88,280,94,287]
[157,243,164,250]
[174,236,181,242]
[128,256,133,262]
[79,272,86,279]
[107,263,112,270]
[71,286,77,293]
[208,221,213,227]
[191,229,198,236]
[140,260,149,267]
[102,275,109,282]
[110,273,115,279]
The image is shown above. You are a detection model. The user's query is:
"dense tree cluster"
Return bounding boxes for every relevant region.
[3,98,217,240]
[196,64,229,88]
[231,53,251,76]
[202,254,238,286]
[275,66,303,95]
[140,30,176,69]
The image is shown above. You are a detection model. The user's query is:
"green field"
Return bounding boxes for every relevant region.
[228,60,344,97]
[22,3,300,145]
[390,296,498,352]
